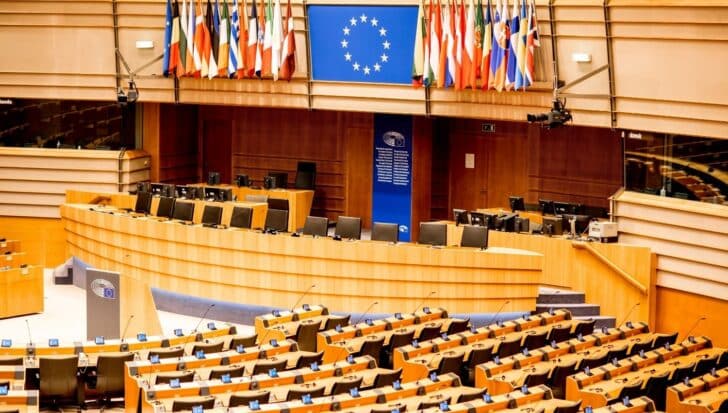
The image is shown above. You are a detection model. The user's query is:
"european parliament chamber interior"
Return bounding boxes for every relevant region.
[0,0,727,412]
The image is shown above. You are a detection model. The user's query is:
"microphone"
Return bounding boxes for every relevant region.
[290,284,316,313]
[682,316,707,343]
[485,300,511,329]
[183,304,216,355]
[25,319,33,348]
[412,291,436,314]
[120,315,135,351]
[617,303,640,328]
[333,301,378,367]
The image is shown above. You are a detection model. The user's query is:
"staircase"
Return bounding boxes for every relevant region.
[535,287,616,329]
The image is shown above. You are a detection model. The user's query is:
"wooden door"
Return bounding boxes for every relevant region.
[448,133,489,212]
[202,120,232,184]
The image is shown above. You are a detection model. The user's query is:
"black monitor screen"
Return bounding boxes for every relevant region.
[134,191,152,214]
[151,183,175,198]
[176,185,199,200]
[554,202,582,216]
[202,206,223,226]
[453,209,469,225]
[157,196,176,219]
[469,212,485,227]
[219,188,233,202]
[562,214,592,235]
[539,199,556,216]
[204,187,221,201]
[418,222,447,246]
[509,196,525,212]
[172,201,195,222]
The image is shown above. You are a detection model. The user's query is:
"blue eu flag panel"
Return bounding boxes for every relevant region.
[308,5,418,85]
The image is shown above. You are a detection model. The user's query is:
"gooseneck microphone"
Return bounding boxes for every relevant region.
[25,319,33,347]
[193,304,216,334]
[290,284,317,313]
[333,301,379,367]
[485,300,511,328]
[617,302,640,328]
[682,316,707,343]
[120,315,135,351]
[412,291,436,314]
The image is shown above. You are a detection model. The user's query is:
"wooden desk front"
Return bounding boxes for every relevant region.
[231,187,314,233]
[0,266,43,318]
[61,203,543,314]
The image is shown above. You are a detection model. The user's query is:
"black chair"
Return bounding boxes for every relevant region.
[437,352,465,376]
[463,344,494,385]
[228,390,271,407]
[358,336,385,360]
[643,371,670,411]
[417,396,451,410]
[286,384,325,401]
[372,403,406,413]
[522,331,548,351]
[382,330,415,367]
[335,216,362,240]
[149,347,185,360]
[156,196,176,219]
[191,341,224,356]
[264,209,289,232]
[549,360,578,399]
[652,332,678,349]
[294,320,322,352]
[553,400,582,413]
[694,353,719,377]
[330,376,363,395]
[230,206,254,229]
[446,318,470,335]
[718,350,728,369]
[134,191,152,214]
[0,356,23,366]
[612,379,643,405]
[323,314,350,331]
[418,222,447,246]
[628,340,653,357]
[208,365,245,380]
[371,222,399,243]
[38,355,83,409]
[201,205,223,226]
[229,333,258,349]
[548,325,572,344]
[580,352,610,370]
[456,388,485,403]
[171,396,216,412]
[523,368,550,387]
[155,370,195,385]
[295,161,316,190]
[669,362,695,385]
[89,352,134,408]
[252,358,287,375]
[417,323,442,342]
[497,336,522,358]
[302,216,329,237]
[718,399,728,413]
[606,344,629,362]
[172,201,195,222]
[572,319,596,337]
[460,225,488,249]
[295,352,324,369]
[371,368,402,389]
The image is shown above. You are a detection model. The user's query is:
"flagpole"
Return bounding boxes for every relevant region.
[302,0,313,110]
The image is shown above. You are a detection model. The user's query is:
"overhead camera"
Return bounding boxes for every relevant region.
[117,80,138,104]
[527,98,572,129]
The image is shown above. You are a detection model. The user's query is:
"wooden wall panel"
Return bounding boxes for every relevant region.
[411,117,433,241]
[344,119,374,228]
[656,287,728,348]
[156,104,199,184]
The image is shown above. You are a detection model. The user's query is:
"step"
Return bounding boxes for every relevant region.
[536,288,585,305]
[575,315,616,330]
[535,303,601,317]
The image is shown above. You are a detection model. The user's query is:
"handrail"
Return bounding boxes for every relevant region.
[572,241,648,296]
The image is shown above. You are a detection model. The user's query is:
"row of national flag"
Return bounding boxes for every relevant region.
[412,0,540,91]
[162,0,296,80]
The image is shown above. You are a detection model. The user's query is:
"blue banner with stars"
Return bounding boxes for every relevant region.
[308,5,418,85]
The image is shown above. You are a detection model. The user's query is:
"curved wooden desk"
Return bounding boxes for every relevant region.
[60,202,543,315]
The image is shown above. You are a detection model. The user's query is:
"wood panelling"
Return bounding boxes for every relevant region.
[656,287,728,348]
[411,116,433,241]
[344,118,374,228]
[154,103,199,184]
[0,217,67,267]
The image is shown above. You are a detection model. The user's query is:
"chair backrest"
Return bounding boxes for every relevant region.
[286,385,325,401]
[606,344,629,362]
[547,325,572,344]
[437,352,465,375]
[417,324,441,342]
[652,332,678,349]
[417,396,451,410]
[229,334,258,349]
[618,379,644,401]
[245,194,269,203]
[135,191,152,214]
[330,376,363,395]
[252,358,287,375]
[302,216,329,237]
[523,369,550,387]
[694,354,719,376]
[323,314,350,331]
[230,206,254,229]
[628,340,653,356]
[553,400,582,413]
[467,344,494,368]
[548,360,578,398]
[644,372,671,411]
[580,352,609,370]
[389,330,416,351]
[39,355,79,400]
[295,352,324,369]
[371,222,399,243]
[228,390,271,407]
[191,341,224,356]
[209,365,246,380]
[359,336,385,359]
[418,222,447,246]
[295,162,317,190]
[456,388,486,403]
[149,347,185,360]
[373,368,403,388]
[573,319,596,337]
[497,336,522,358]
[95,352,134,396]
[372,402,407,413]
[335,216,362,240]
[294,320,322,352]
[446,318,470,335]
[522,331,548,351]
[460,225,488,249]
[172,200,195,221]
[265,209,289,232]
[202,205,223,226]
[156,196,176,219]
[171,396,216,412]
[155,370,195,385]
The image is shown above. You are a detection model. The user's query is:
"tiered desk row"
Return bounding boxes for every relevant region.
[0,238,43,319]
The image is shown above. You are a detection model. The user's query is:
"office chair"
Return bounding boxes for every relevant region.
[371,368,402,389]
[669,362,695,386]
[523,369,550,387]
[252,358,287,375]
[229,333,257,349]
[606,344,629,363]
[155,370,195,385]
[547,325,572,344]
[230,206,254,229]
[134,191,152,214]
[0,356,23,366]
[330,376,363,396]
[155,196,176,219]
[628,340,653,357]
[694,354,720,377]
[371,222,399,242]
[323,314,350,331]
[201,205,223,226]
[171,396,216,412]
[437,352,465,376]
[446,318,470,336]
[460,225,488,249]
[417,396,451,410]
[228,390,271,407]
[548,360,578,399]
[88,352,134,409]
[572,319,596,337]
[580,352,609,370]
[522,331,548,351]
[553,400,582,413]
[294,352,324,369]
[245,194,268,203]
[294,320,322,352]
[208,365,245,380]
[190,341,224,356]
[286,384,325,401]
[302,216,329,237]
[372,403,407,413]
[611,379,643,405]
[335,216,362,240]
[496,335,522,358]
[295,161,316,190]
[358,336,385,360]
[38,355,83,409]
[643,372,670,411]
[382,330,415,367]
[417,323,442,342]
[456,388,486,404]
[652,332,678,349]
[264,209,289,233]
[148,347,185,360]
[463,344,494,385]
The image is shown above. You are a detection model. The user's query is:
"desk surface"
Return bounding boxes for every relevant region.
[61,202,543,315]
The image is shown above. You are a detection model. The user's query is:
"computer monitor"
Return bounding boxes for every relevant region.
[561,214,592,236]
[156,196,176,219]
[539,199,556,216]
[203,187,224,202]
[207,171,221,186]
[201,205,223,226]
[494,213,517,232]
[176,185,201,200]
[230,206,253,229]
[509,196,525,212]
[264,172,288,189]
[151,183,175,198]
[460,225,488,249]
[453,209,470,225]
[134,191,152,214]
[469,212,486,227]
[554,201,582,216]
[418,222,447,246]
[235,174,251,187]
[542,215,563,236]
[172,201,195,222]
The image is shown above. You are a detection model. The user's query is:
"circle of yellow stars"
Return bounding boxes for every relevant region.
[340,13,391,76]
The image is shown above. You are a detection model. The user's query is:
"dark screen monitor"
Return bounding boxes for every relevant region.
[204,187,231,202]
[156,196,176,219]
[219,188,233,202]
[554,202,582,216]
[495,213,517,232]
[235,174,251,187]
[539,199,556,216]
[453,209,469,225]
[151,183,175,198]
[509,196,525,212]
[264,172,288,189]
[172,201,195,222]
[562,214,592,235]
[176,185,201,200]
[418,222,447,246]
[230,206,253,229]
[542,216,563,236]
[207,171,221,186]
[134,191,152,214]
[201,205,223,226]
[460,225,488,249]
[469,212,486,227]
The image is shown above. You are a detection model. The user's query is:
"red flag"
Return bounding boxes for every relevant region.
[279,0,296,81]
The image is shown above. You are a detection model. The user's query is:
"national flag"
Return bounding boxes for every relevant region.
[411,0,426,87]
[279,0,296,81]
[239,0,249,77]
[489,0,509,91]
[472,0,483,87]
[422,0,433,87]
[188,0,200,76]
[514,0,528,90]
[271,0,283,80]
[247,0,259,77]
[480,0,492,89]
[525,0,539,86]
[254,0,265,77]
[206,0,219,78]
[308,5,419,84]
[218,0,230,76]
[169,0,182,77]
[178,0,189,77]
[462,0,475,88]
[429,0,442,87]
[439,1,455,88]
[228,0,242,77]
[454,0,465,90]
[163,0,174,76]
[505,0,520,90]
[261,0,274,77]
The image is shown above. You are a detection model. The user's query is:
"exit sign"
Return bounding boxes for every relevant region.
[481,123,496,133]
